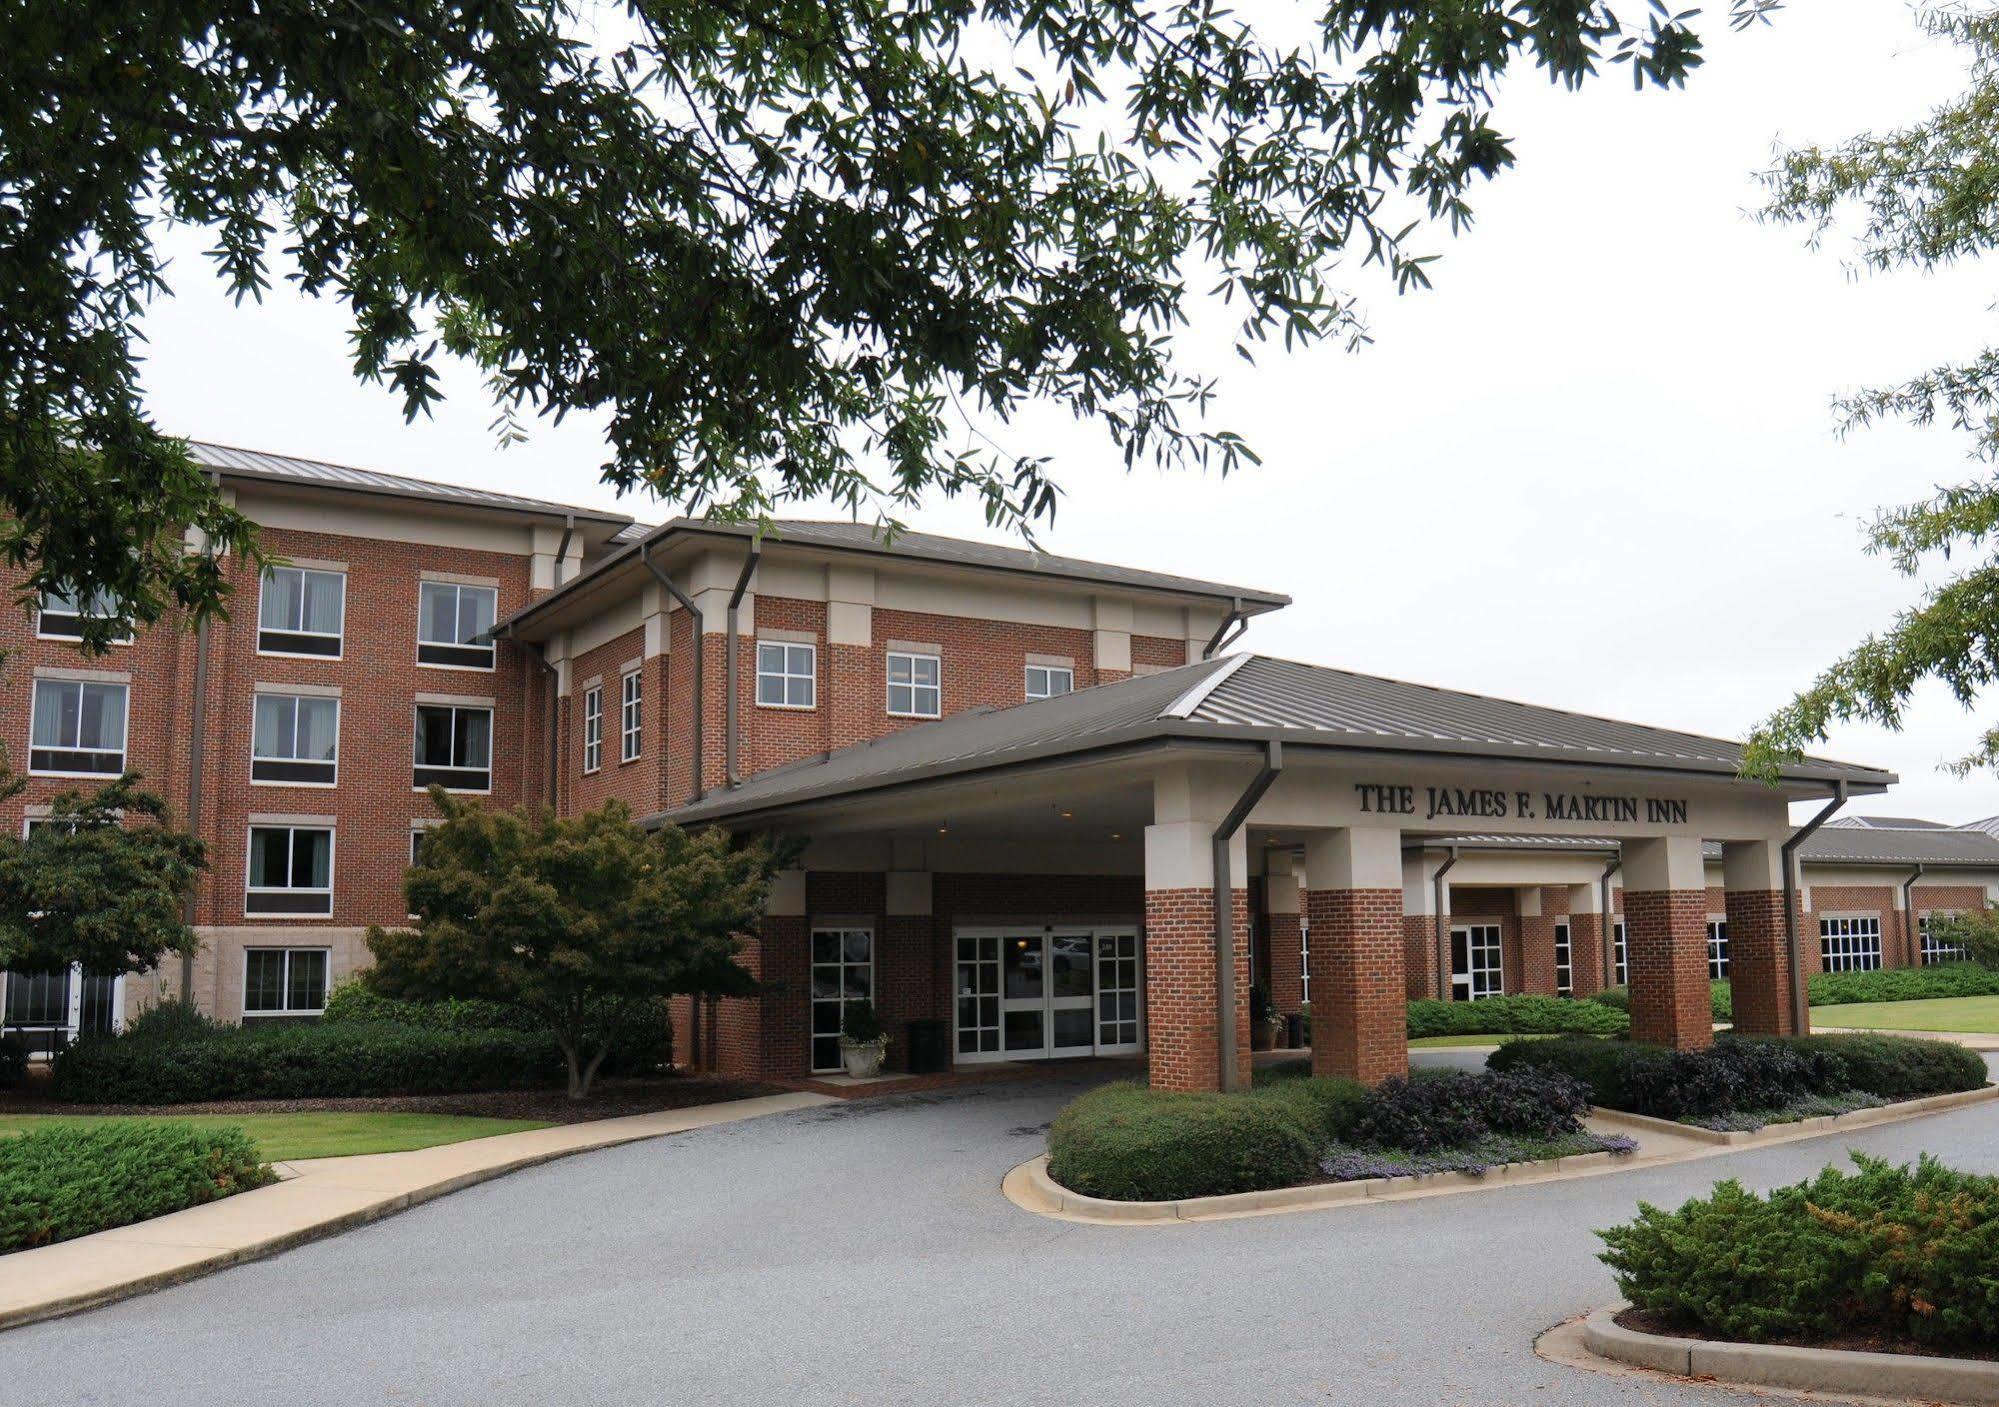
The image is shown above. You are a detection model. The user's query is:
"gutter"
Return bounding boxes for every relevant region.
[1212,740,1284,1093]
[1783,781,1848,1034]
[1599,857,1622,989]
[639,539,704,803]
[525,643,559,808]
[1431,847,1459,1001]
[1902,862,1926,967]
[724,546,761,787]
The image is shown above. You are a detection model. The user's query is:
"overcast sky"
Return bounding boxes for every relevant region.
[135,0,1998,826]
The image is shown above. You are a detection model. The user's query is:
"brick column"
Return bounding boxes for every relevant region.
[880,871,935,1073]
[1723,839,1799,1035]
[1143,805,1251,1093]
[1518,887,1559,996]
[1304,827,1407,1085]
[1264,857,1305,1017]
[1622,835,1713,1050]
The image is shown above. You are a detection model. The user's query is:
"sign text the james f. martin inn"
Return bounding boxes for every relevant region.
[1352,783,1690,827]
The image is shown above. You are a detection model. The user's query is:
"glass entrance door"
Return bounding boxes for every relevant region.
[1047,930,1096,1056]
[1001,931,1047,1056]
[956,925,1142,1062]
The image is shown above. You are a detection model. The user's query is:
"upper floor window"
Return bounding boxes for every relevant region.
[245,825,334,916]
[413,704,493,792]
[756,641,816,709]
[887,651,940,718]
[30,678,128,776]
[252,692,340,786]
[417,581,497,669]
[582,685,603,773]
[37,585,125,643]
[1025,664,1074,700]
[620,670,642,763]
[258,566,345,657]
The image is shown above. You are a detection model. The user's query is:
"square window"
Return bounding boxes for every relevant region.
[29,678,128,776]
[251,693,339,785]
[417,581,498,668]
[887,651,940,718]
[413,704,492,791]
[1025,664,1074,700]
[258,567,345,657]
[756,641,816,709]
[38,585,125,643]
[245,826,334,916]
[243,947,330,1016]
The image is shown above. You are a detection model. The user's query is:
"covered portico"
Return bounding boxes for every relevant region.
[664,654,1893,1089]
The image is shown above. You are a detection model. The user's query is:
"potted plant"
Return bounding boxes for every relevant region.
[1249,985,1277,1051]
[839,1000,890,1077]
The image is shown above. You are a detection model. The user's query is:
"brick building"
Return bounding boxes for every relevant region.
[2,442,1983,1089]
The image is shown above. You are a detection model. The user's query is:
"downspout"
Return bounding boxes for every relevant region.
[639,540,704,803]
[1203,597,1248,659]
[1783,781,1848,1034]
[180,468,222,1000]
[1431,847,1459,1001]
[526,642,559,808]
[724,547,761,787]
[1599,857,1622,990]
[1212,740,1284,1093]
[1902,863,1926,968]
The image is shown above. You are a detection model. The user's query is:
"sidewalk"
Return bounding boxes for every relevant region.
[0,1090,834,1333]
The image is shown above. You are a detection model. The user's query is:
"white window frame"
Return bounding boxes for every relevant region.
[620,670,643,763]
[886,650,941,719]
[1613,919,1628,987]
[1298,912,1310,1005]
[1025,664,1074,700]
[250,692,341,787]
[810,925,875,1073]
[1706,916,1729,981]
[1820,914,1884,973]
[1553,919,1573,996]
[416,581,499,671]
[582,685,603,773]
[29,678,130,778]
[1450,922,1504,1000]
[257,566,347,659]
[36,586,129,644]
[241,946,331,1018]
[412,703,494,793]
[243,825,335,918]
[1920,912,1968,966]
[2,962,125,1050]
[755,640,817,710]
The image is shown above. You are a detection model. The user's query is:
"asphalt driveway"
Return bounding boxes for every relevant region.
[8,1056,1999,1407]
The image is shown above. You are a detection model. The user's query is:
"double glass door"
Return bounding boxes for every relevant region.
[954,926,1141,1062]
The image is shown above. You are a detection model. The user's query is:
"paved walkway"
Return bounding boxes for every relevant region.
[4,1054,1997,1406]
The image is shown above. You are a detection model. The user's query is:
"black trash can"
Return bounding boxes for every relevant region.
[906,1018,950,1075]
[1285,1013,1305,1049]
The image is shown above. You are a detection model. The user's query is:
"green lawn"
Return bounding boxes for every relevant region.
[1810,994,1999,1035]
[0,1112,553,1162]
[1406,1033,1562,1049]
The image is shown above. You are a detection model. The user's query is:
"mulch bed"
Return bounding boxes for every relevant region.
[1616,1307,1999,1363]
[0,1070,784,1124]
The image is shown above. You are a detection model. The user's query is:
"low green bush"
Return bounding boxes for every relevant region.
[322,983,671,1075]
[1047,1082,1321,1201]
[0,1035,26,1090]
[1808,962,1999,1006]
[0,1122,276,1252]
[1406,994,1627,1039]
[1588,980,1731,1022]
[1351,1067,1594,1151]
[121,998,218,1044]
[1249,1069,1368,1144]
[1600,1154,1999,1349]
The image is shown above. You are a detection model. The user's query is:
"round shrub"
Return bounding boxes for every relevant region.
[1250,1071,1368,1143]
[1046,1082,1320,1200]
[0,1122,276,1251]
[121,998,217,1044]
[0,1034,27,1090]
[1350,1067,1593,1152]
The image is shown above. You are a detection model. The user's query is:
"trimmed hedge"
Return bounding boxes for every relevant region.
[1,1123,276,1252]
[1487,1031,1986,1120]
[1407,994,1627,1039]
[1808,962,1999,1006]
[1588,981,1732,1022]
[322,983,672,1074]
[1600,1154,1999,1348]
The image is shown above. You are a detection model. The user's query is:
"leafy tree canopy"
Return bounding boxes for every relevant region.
[7,0,1771,650]
[367,788,778,1097]
[1746,4,1999,779]
[0,771,205,977]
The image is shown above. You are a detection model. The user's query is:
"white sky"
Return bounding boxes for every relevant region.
[135,0,1999,826]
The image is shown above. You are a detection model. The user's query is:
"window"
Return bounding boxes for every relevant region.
[582,685,603,772]
[1820,915,1883,972]
[620,670,642,763]
[1299,913,1311,1005]
[1025,664,1074,700]
[245,825,334,916]
[1450,923,1503,1000]
[1613,919,1628,986]
[1920,913,1967,966]
[756,641,816,709]
[29,678,128,775]
[811,927,874,1072]
[1706,917,1730,980]
[37,585,123,642]
[413,704,492,791]
[258,566,345,656]
[409,827,427,867]
[887,651,940,718]
[417,581,498,668]
[243,948,329,1016]
[251,693,339,785]
[1554,920,1573,996]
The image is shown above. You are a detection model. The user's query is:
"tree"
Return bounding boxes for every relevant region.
[367,789,777,1098]
[0,770,206,979]
[6,0,1773,649]
[1745,5,1999,779]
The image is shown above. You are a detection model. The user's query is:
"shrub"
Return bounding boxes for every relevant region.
[1250,1070,1368,1144]
[50,1021,574,1104]
[1350,1068,1593,1152]
[121,997,217,1044]
[841,1000,886,1044]
[1599,1155,1999,1349]
[0,1035,26,1089]
[1406,994,1627,1039]
[322,983,670,1075]
[1808,962,1999,1007]
[1750,1032,1989,1100]
[0,1122,276,1251]
[1588,981,1731,1022]
[1047,1082,1320,1200]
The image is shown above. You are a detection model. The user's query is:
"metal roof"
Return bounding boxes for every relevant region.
[187,441,632,525]
[1415,829,1999,867]
[1826,815,1951,830]
[667,653,1894,825]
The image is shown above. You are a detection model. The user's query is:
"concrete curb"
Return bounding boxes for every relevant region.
[0,1091,834,1334]
[1582,1304,1999,1406]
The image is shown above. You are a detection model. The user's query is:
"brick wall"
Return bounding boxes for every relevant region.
[1724,888,1793,1035]
[1143,886,1250,1092]
[1306,887,1407,1084]
[1625,889,1713,1049]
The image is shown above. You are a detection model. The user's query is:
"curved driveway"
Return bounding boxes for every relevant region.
[8,1057,1999,1407]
